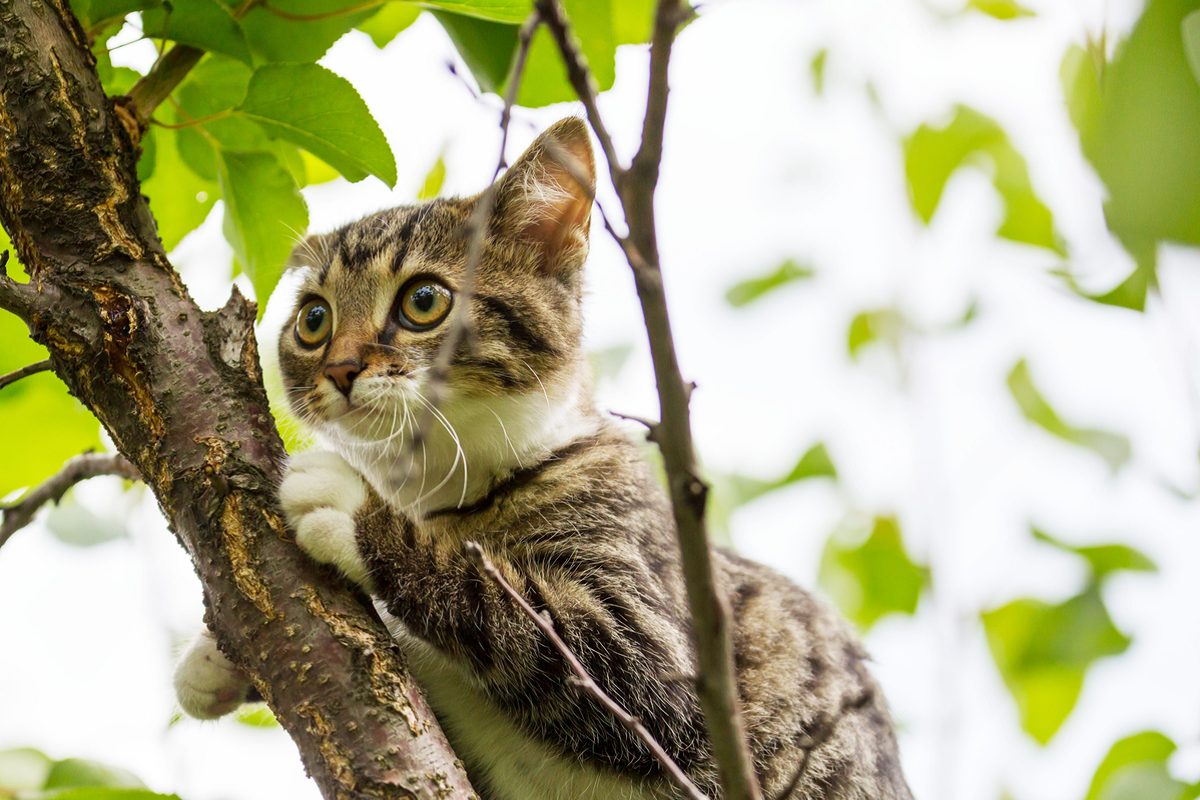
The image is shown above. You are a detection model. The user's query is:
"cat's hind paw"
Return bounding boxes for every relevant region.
[174,628,253,720]
[280,450,372,589]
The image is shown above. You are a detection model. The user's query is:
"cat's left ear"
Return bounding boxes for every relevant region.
[493,117,596,274]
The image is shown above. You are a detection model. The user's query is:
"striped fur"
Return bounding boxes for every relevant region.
[273,119,913,800]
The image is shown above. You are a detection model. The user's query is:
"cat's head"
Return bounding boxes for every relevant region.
[277,119,599,507]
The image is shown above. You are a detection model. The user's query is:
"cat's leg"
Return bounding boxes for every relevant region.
[279,450,373,590]
[174,628,254,720]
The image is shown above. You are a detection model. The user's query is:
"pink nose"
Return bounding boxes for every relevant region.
[324,360,362,396]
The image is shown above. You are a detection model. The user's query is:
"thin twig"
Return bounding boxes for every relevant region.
[533,0,624,187]
[0,453,140,549]
[537,3,763,800]
[462,541,709,800]
[771,690,874,800]
[126,45,205,132]
[407,8,542,455]
[0,359,51,391]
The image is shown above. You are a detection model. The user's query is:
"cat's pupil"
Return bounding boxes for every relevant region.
[413,287,434,313]
[305,306,326,331]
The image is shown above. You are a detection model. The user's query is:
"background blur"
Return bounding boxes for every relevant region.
[3,1,1200,799]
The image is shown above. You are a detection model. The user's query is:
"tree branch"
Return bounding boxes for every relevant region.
[538,3,764,799]
[463,541,709,800]
[0,452,140,549]
[0,5,475,798]
[125,45,204,134]
[0,358,51,391]
[409,8,541,453]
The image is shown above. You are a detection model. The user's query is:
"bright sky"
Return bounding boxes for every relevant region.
[4,1,1200,799]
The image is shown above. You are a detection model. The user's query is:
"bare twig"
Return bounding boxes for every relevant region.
[408,8,542,454]
[0,359,51,391]
[537,3,763,799]
[462,541,709,800]
[0,452,140,549]
[772,690,874,800]
[533,0,624,187]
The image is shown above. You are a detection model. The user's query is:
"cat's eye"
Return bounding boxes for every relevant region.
[295,298,333,348]
[398,278,453,331]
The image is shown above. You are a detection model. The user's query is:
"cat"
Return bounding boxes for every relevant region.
[173,118,913,800]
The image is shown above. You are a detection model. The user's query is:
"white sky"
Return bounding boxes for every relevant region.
[4,1,1200,799]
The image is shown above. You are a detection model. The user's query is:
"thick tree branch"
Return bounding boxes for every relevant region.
[0,5,474,798]
[0,358,51,391]
[464,541,710,800]
[0,452,140,548]
[539,2,764,799]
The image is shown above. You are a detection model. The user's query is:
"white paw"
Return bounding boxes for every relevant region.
[174,628,252,720]
[281,450,372,589]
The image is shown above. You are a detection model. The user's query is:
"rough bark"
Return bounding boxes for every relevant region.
[0,4,475,798]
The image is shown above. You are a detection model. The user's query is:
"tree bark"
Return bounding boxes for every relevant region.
[0,4,475,799]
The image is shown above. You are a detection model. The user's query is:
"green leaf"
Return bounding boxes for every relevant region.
[141,0,252,65]
[783,442,838,483]
[0,314,102,498]
[237,0,379,62]
[819,516,929,631]
[433,11,517,93]
[848,308,905,359]
[423,0,532,23]
[301,151,340,186]
[810,48,828,95]
[1087,733,1180,800]
[983,586,1130,743]
[904,105,1064,254]
[612,0,654,44]
[417,151,447,199]
[725,259,814,307]
[143,127,218,252]
[216,149,309,313]
[88,0,160,26]
[518,0,615,107]
[1032,528,1157,581]
[0,748,52,793]
[966,0,1035,20]
[136,125,157,182]
[236,64,397,187]
[1063,0,1200,290]
[358,1,422,47]
[1007,359,1131,471]
[44,759,145,790]
[234,703,280,727]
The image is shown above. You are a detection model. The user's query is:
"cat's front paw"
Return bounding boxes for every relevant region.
[174,628,253,720]
[280,450,372,588]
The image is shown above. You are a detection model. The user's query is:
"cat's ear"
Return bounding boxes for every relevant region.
[493,117,596,273]
[285,232,332,273]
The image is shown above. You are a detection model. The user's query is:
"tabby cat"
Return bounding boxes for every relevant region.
[174,118,913,800]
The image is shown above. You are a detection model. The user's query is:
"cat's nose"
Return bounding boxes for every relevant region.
[324,360,362,397]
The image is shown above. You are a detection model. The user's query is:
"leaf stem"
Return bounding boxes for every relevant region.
[260,0,386,22]
[150,109,233,129]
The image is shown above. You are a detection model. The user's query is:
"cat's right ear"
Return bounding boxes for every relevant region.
[493,118,596,275]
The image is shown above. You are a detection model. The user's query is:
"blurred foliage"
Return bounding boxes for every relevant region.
[0,747,178,800]
[905,105,1064,255]
[1061,0,1200,310]
[982,528,1154,744]
[965,0,1035,20]
[1084,732,1200,800]
[847,308,906,360]
[707,442,838,539]
[418,151,448,200]
[819,516,929,632]
[358,3,422,48]
[1007,359,1131,472]
[725,259,814,307]
[234,704,281,728]
[809,49,828,96]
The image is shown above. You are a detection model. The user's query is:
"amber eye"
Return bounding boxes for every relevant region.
[398,278,453,331]
[295,298,332,348]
